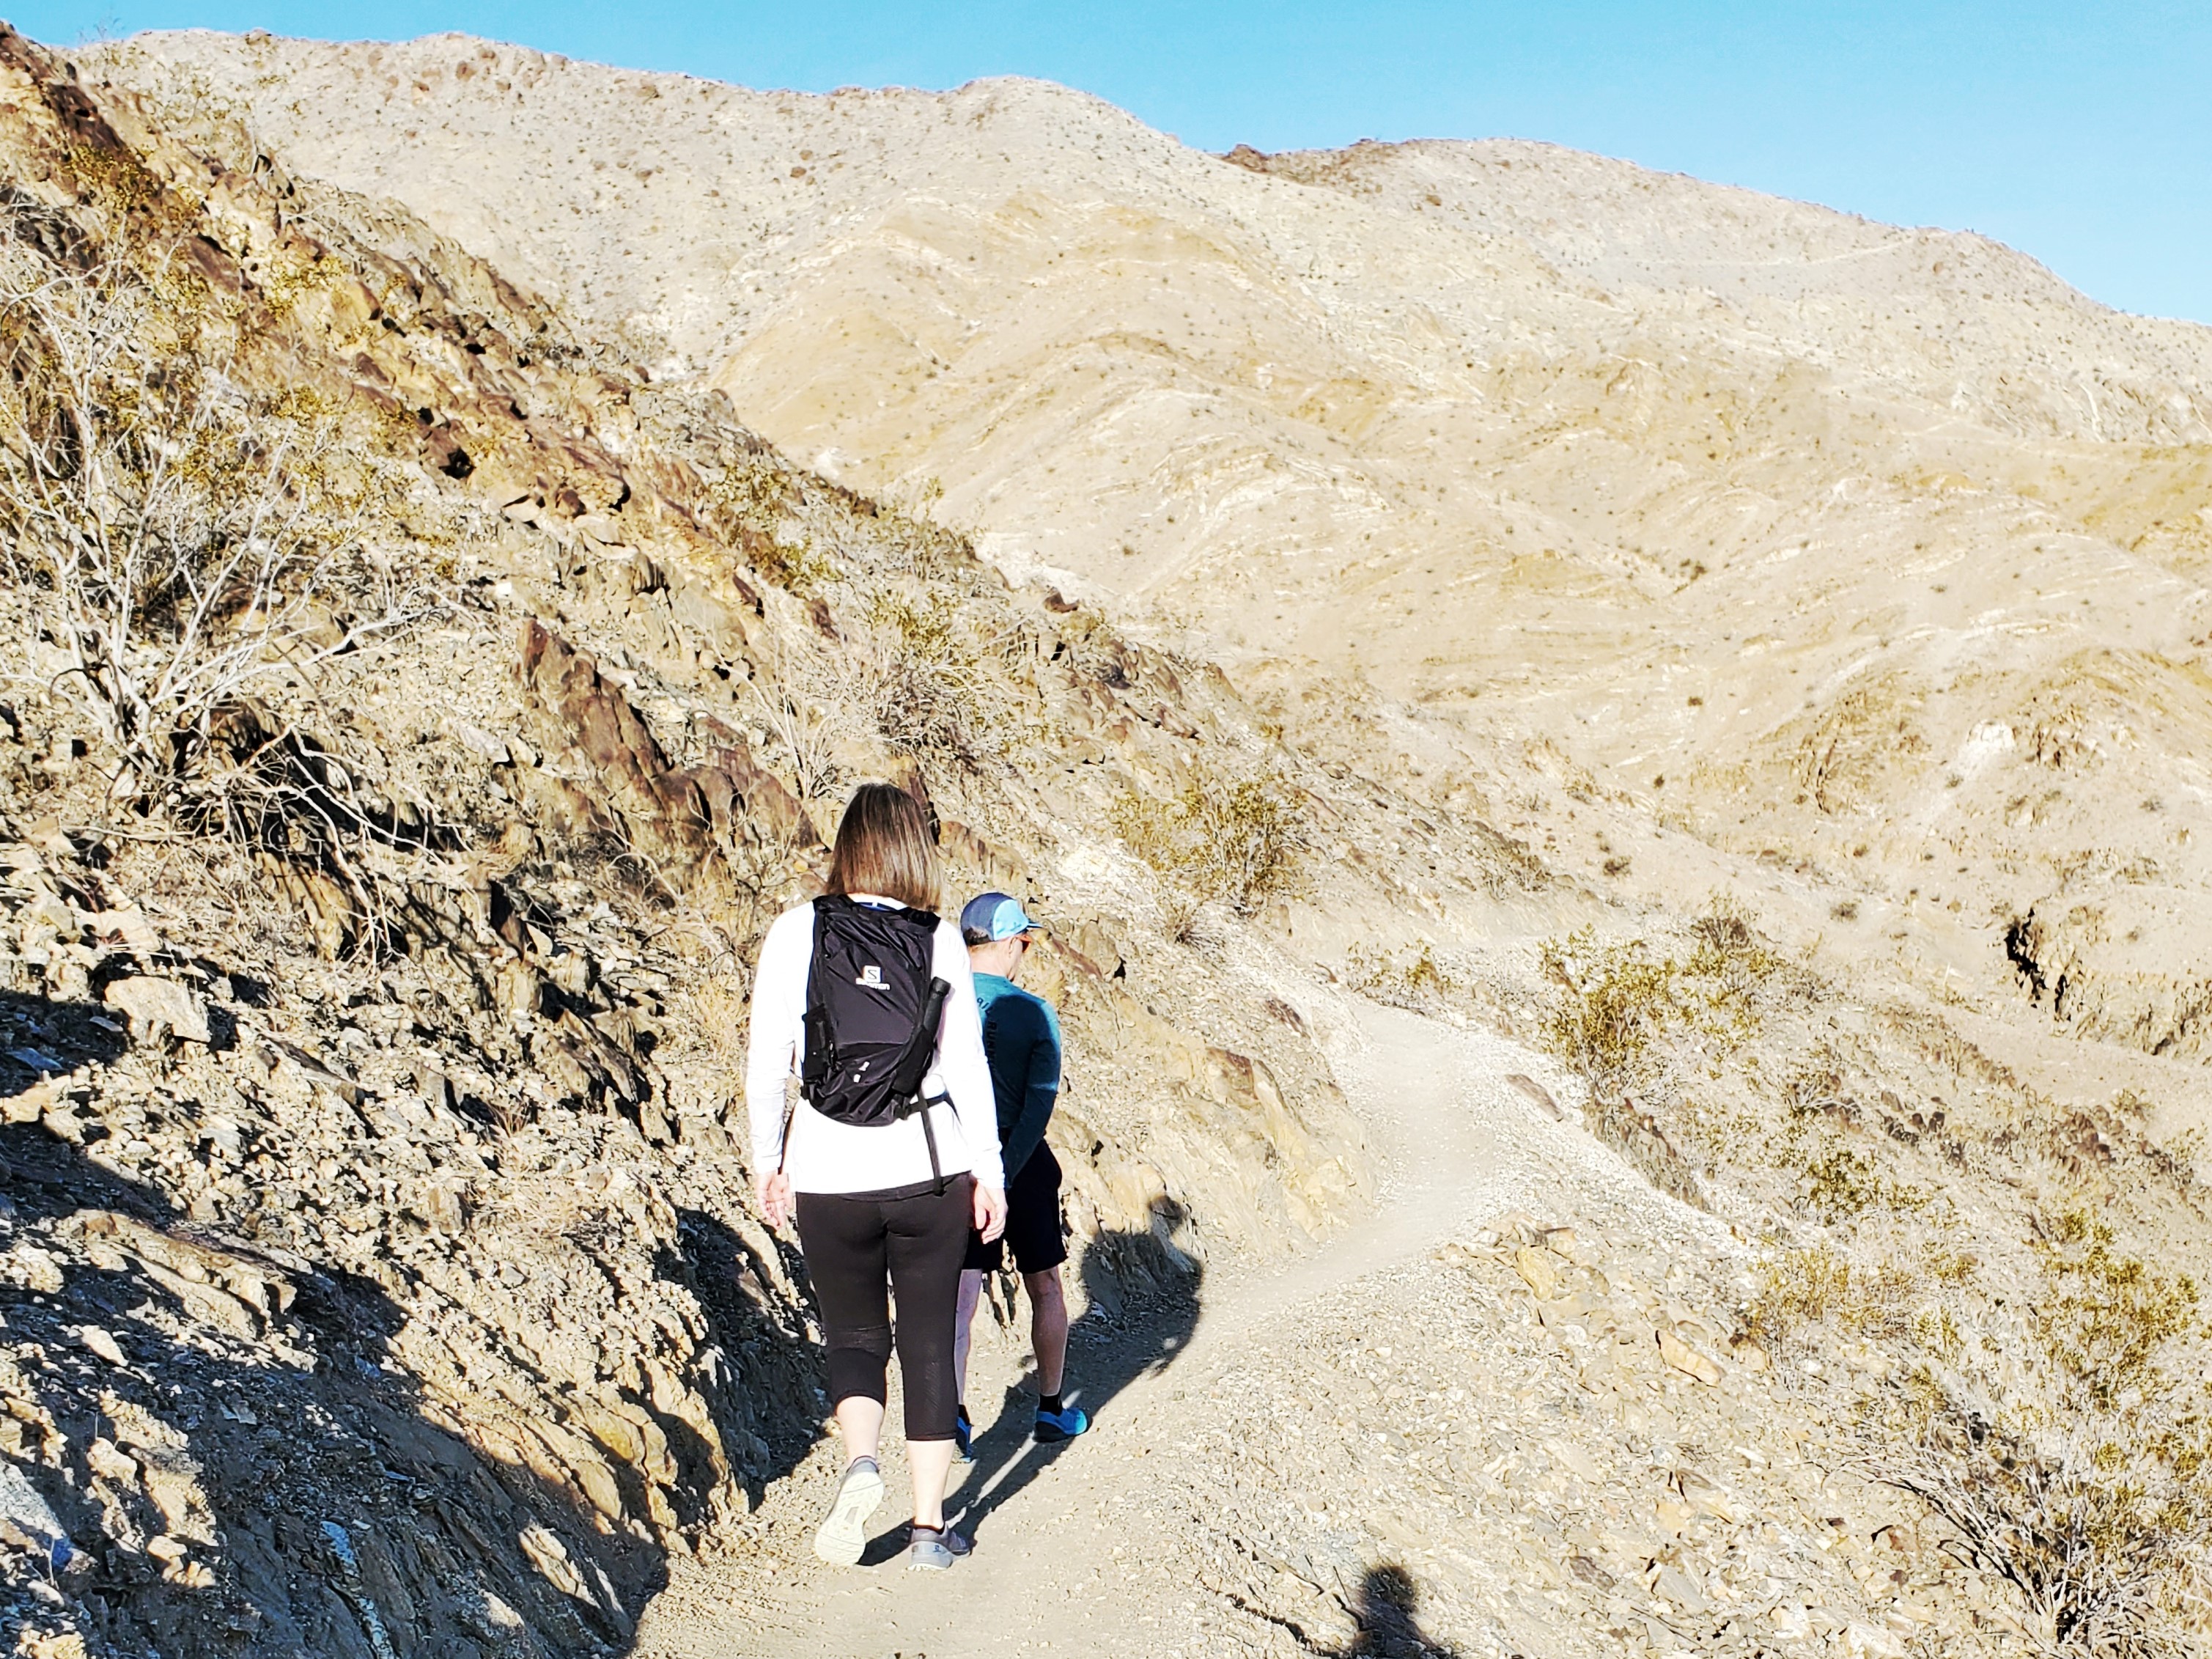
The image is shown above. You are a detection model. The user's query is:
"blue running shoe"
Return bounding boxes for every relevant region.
[953,1405,974,1463]
[1033,1402,1089,1442]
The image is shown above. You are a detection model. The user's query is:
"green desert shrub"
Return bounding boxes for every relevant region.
[1112,760,1308,923]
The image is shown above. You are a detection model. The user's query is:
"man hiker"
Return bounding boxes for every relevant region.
[951,891,1091,1449]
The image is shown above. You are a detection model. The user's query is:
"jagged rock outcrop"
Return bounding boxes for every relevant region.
[512,619,815,883]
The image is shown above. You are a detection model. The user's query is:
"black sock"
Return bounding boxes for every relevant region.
[1039,1391,1062,1415]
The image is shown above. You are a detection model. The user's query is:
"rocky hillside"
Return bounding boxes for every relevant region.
[1,23,2208,1659]
[91,29,2212,1127]
[0,26,1471,1655]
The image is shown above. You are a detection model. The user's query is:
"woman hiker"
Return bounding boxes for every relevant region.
[746,782,1008,1571]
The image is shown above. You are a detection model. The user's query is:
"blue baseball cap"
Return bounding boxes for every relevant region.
[960,891,1042,943]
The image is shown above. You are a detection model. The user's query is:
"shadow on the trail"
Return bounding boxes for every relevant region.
[956,1222,1201,1540]
[1233,1564,1467,1658]
[852,1220,1201,1563]
[1337,1564,1467,1658]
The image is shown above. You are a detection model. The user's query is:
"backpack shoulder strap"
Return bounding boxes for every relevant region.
[800,894,845,1099]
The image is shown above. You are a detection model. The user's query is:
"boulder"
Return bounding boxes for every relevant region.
[103,976,210,1044]
[515,619,816,887]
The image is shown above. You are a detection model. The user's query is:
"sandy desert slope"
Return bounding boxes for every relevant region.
[86,28,2212,1090]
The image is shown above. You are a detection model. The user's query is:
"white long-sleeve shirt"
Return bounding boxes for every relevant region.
[745,896,1005,1196]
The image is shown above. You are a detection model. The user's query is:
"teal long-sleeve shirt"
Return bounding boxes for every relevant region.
[973,972,1061,1182]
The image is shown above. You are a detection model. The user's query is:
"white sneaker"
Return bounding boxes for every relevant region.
[812,1458,884,1566]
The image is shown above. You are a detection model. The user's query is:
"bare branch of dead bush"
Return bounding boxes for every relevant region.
[0,212,435,803]
[744,647,851,806]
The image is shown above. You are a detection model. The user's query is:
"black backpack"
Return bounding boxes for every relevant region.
[799,895,951,1134]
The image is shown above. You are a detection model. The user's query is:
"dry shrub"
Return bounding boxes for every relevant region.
[1750,1242,1943,1348]
[860,589,1006,770]
[1795,1144,1927,1220]
[1344,939,1457,1012]
[1870,1215,2212,1655]
[752,535,835,595]
[700,462,833,595]
[1538,921,1769,1103]
[1111,760,1308,920]
[1538,900,1793,1205]
[0,205,449,969]
[1541,896,1793,1087]
[745,660,849,806]
[0,212,431,801]
[684,968,751,1077]
[1760,1216,2212,1655]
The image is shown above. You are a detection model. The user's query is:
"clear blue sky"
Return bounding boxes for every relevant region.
[18,1,2211,323]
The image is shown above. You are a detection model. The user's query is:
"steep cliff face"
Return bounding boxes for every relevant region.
[0,29,1418,1655]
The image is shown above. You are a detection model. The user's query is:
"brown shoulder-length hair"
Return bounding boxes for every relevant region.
[825,782,942,913]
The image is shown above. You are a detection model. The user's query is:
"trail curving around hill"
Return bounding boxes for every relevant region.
[636,1003,1705,1658]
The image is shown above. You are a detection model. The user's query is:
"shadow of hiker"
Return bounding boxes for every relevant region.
[0,990,666,1657]
[904,1220,1201,1557]
[1340,1564,1467,1658]
[669,1205,825,1507]
[1235,1564,1468,1658]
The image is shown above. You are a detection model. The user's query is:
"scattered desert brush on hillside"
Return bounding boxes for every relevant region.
[18,23,2212,1659]
[1536,898,2212,1655]
[0,30,1407,1652]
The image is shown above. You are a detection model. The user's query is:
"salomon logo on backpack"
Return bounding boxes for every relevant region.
[800,896,949,1129]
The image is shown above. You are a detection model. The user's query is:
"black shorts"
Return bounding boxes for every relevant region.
[965,1142,1066,1276]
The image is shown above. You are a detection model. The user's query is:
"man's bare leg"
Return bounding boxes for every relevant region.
[954,1268,985,1406]
[1024,1267,1069,1397]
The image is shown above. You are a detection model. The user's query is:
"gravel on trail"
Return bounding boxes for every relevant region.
[636,1007,1994,1659]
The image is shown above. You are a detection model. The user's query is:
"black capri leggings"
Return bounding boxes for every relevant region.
[795,1176,973,1441]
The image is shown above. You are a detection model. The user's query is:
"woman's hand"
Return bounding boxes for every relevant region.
[973,1180,1008,1243]
[756,1170,793,1232]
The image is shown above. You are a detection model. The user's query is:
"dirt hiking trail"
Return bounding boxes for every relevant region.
[635,1004,1723,1658]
